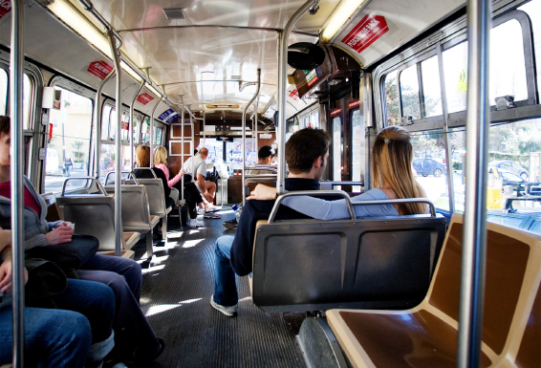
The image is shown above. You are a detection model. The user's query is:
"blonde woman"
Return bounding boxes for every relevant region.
[153,145,185,188]
[248,125,427,218]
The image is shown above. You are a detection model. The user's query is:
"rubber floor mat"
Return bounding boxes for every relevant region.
[136,210,307,368]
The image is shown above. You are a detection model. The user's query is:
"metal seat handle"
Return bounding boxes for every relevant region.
[268,190,355,223]
[350,198,437,218]
[104,171,140,185]
[135,167,157,179]
[61,176,107,196]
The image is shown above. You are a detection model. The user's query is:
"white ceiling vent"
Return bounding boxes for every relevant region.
[163,8,185,20]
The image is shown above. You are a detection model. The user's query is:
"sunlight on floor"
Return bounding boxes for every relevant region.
[182,239,204,248]
[142,264,166,275]
[145,298,203,317]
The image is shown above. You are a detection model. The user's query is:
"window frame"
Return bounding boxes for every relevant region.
[377,8,540,133]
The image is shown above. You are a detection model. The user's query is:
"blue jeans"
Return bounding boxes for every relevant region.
[78,254,162,361]
[213,235,238,306]
[0,306,91,367]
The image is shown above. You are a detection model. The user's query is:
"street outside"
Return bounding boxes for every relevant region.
[44,168,93,193]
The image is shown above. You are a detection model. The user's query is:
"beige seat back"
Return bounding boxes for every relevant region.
[126,179,167,217]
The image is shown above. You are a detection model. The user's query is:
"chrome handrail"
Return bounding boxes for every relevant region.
[104,171,140,186]
[242,69,261,206]
[61,177,108,197]
[268,190,354,223]
[129,80,146,172]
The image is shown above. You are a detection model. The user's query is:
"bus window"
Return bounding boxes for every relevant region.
[489,19,527,104]
[421,56,443,118]
[519,0,541,97]
[200,138,224,164]
[351,109,363,192]
[226,138,256,170]
[0,69,6,115]
[141,118,161,145]
[411,130,450,211]
[155,126,163,145]
[399,65,421,120]
[45,87,92,193]
[23,74,33,130]
[384,70,400,125]
[109,110,130,142]
[332,116,342,183]
[101,105,112,141]
[99,144,133,182]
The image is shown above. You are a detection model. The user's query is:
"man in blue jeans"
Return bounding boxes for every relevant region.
[211,128,330,316]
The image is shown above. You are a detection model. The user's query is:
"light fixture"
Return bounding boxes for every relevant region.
[147,85,163,98]
[47,1,153,86]
[163,8,185,20]
[320,0,369,42]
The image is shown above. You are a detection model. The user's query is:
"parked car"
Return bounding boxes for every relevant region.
[488,160,529,180]
[489,167,526,192]
[412,158,446,177]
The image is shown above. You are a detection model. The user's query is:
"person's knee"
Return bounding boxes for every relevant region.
[208,182,216,192]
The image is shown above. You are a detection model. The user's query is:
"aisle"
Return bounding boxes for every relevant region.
[136,209,307,368]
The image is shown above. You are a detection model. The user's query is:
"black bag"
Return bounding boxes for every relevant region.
[205,167,220,185]
[25,234,99,276]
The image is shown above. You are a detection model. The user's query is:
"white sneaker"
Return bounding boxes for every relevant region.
[187,219,198,228]
[197,208,205,216]
[210,295,238,317]
[196,218,205,227]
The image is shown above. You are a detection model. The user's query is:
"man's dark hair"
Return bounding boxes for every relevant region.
[285,128,330,174]
[258,145,275,159]
[0,116,10,136]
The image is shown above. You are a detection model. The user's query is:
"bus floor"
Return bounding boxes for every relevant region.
[130,208,307,368]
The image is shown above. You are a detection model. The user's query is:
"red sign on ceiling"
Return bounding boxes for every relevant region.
[136,93,154,105]
[288,89,299,101]
[0,0,11,20]
[87,61,114,80]
[341,15,389,54]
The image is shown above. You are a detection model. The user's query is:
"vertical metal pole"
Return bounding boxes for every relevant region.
[254,100,258,155]
[202,111,206,147]
[181,105,185,201]
[457,0,491,366]
[107,29,123,256]
[93,71,115,179]
[10,1,25,366]
[277,0,319,194]
[436,43,455,214]
[149,96,163,167]
[129,80,145,172]
[242,69,261,206]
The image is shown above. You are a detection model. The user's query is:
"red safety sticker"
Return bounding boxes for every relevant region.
[136,93,154,105]
[121,120,130,130]
[0,0,11,20]
[87,61,114,80]
[341,15,389,54]
[288,89,299,101]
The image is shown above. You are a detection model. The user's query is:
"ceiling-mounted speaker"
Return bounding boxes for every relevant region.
[287,42,325,70]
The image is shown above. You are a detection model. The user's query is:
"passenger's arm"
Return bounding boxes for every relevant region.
[168,168,185,188]
[0,252,29,293]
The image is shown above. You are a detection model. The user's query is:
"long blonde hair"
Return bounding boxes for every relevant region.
[372,126,427,215]
[154,145,168,165]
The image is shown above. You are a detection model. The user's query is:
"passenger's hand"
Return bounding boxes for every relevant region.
[246,184,277,201]
[45,226,73,245]
[54,221,73,229]
[179,168,185,176]
[0,257,28,293]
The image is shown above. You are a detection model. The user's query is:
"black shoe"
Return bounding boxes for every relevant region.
[223,218,238,230]
[129,338,165,367]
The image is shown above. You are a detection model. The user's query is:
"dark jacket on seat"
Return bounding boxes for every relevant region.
[133,167,171,204]
[230,178,322,276]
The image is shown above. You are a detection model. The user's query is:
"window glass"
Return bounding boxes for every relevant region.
[99,145,133,183]
[351,109,363,192]
[45,87,92,193]
[384,70,400,126]
[487,215,524,228]
[400,65,421,119]
[226,138,256,170]
[155,126,163,146]
[490,19,528,104]
[411,130,450,211]
[443,42,469,114]
[0,69,6,115]
[332,116,342,182]
[444,20,529,113]
[421,56,443,117]
[101,105,112,141]
[528,220,541,235]
[23,74,33,130]
[141,118,161,145]
[520,0,541,97]
[199,138,224,165]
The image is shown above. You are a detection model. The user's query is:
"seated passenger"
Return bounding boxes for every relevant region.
[0,228,115,368]
[153,145,185,188]
[134,144,174,208]
[211,128,330,317]
[0,116,164,367]
[249,126,427,218]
